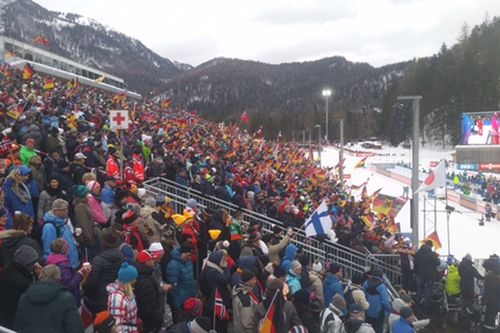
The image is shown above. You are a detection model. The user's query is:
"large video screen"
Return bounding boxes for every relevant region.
[462,111,499,145]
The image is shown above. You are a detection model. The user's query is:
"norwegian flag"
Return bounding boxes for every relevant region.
[0,136,12,157]
[215,288,230,320]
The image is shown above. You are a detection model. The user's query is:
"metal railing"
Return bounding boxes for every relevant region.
[143,177,403,288]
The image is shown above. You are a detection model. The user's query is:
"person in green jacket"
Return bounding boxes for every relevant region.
[14,264,84,333]
[20,138,38,166]
[446,261,461,297]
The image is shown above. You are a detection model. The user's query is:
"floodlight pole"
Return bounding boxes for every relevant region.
[398,95,422,247]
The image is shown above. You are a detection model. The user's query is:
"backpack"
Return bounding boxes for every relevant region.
[319,307,338,333]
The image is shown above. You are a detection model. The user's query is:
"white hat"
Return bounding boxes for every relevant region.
[312,261,323,273]
[74,152,87,160]
[137,188,146,198]
[148,242,163,253]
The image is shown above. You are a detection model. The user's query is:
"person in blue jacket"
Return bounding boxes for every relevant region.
[166,243,196,319]
[391,306,416,333]
[3,168,35,224]
[42,199,79,269]
[363,268,392,333]
[324,262,344,310]
[281,243,298,272]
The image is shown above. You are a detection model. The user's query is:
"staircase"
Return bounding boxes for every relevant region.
[143,177,403,296]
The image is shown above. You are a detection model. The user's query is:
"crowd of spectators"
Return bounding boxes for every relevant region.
[1,63,498,333]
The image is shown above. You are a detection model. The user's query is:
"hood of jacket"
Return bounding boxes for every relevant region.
[237,255,258,271]
[25,281,67,305]
[208,250,226,267]
[171,247,186,263]
[0,230,27,251]
[46,253,70,266]
[43,212,65,227]
[100,248,125,264]
[73,196,88,206]
[283,244,298,260]
[343,318,365,333]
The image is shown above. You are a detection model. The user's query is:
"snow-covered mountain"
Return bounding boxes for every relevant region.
[0,0,187,93]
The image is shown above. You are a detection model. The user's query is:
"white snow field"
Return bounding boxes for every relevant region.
[318,145,499,260]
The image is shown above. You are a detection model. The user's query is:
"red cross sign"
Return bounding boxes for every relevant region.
[109,110,129,130]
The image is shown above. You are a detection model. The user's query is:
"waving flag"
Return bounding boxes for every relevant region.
[43,78,55,90]
[415,159,446,193]
[361,214,374,228]
[304,201,332,237]
[354,156,368,169]
[423,231,442,250]
[215,288,230,320]
[259,289,285,333]
[23,63,34,80]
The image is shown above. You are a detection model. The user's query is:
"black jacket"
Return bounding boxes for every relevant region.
[166,321,190,333]
[0,261,36,328]
[458,258,483,300]
[134,262,162,332]
[83,248,124,313]
[0,230,43,266]
[483,271,500,310]
[14,281,83,333]
[413,245,440,280]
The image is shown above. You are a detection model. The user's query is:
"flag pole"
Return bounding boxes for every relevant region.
[212,288,217,331]
[445,161,451,256]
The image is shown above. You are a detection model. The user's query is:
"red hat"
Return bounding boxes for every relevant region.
[183,297,203,317]
[136,250,153,264]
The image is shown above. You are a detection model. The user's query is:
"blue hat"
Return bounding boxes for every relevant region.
[19,166,32,176]
[118,262,138,283]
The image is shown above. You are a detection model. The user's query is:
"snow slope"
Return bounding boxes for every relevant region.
[320,146,498,260]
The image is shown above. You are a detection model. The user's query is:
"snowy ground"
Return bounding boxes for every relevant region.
[318,145,499,260]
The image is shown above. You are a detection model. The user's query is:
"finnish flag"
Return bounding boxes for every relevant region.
[304,201,333,238]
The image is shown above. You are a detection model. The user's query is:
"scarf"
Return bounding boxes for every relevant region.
[12,182,31,204]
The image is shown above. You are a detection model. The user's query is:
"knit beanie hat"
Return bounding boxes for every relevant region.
[328,262,342,274]
[288,325,309,333]
[118,262,138,283]
[241,269,256,283]
[291,260,302,271]
[312,261,322,273]
[50,238,69,255]
[332,294,347,312]
[148,242,164,259]
[273,265,286,278]
[136,250,153,264]
[93,311,116,333]
[73,185,90,198]
[180,243,195,254]
[13,245,39,271]
[190,316,211,333]
[183,297,203,317]
[86,180,100,192]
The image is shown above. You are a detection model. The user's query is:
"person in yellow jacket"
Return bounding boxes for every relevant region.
[446,260,461,297]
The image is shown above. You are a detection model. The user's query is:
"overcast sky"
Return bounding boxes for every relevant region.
[36,0,500,67]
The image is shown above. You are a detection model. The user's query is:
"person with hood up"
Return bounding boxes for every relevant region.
[324,262,345,310]
[0,245,41,329]
[46,238,91,307]
[133,250,170,333]
[0,212,42,266]
[281,243,299,272]
[458,253,483,304]
[363,269,391,333]
[84,228,125,314]
[201,249,231,332]
[87,180,109,226]
[232,269,260,333]
[3,167,34,219]
[340,304,375,333]
[166,242,196,320]
[42,198,79,269]
[388,295,429,333]
[390,306,416,333]
[14,264,83,333]
[287,260,303,295]
[107,262,139,333]
[37,174,69,221]
[293,288,320,333]
[320,294,347,333]
[445,257,461,298]
[166,316,212,333]
[413,240,440,305]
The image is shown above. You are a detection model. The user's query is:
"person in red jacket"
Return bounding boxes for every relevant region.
[105,146,120,180]
[131,150,145,184]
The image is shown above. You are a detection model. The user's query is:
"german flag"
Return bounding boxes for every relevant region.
[43,78,55,90]
[354,156,368,169]
[423,231,442,250]
[161,98,171,109]
[259,289,285,333]
[23,63,34,80]
[361,214,374,229]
